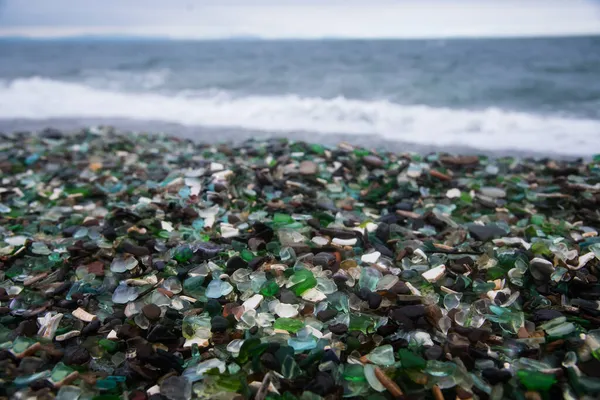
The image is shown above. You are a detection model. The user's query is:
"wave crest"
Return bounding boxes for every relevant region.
[0,77,599,154]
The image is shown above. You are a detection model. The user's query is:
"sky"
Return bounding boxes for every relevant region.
[1,0,600,39]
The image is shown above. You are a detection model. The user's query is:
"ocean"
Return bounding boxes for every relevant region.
[0,36,599,155]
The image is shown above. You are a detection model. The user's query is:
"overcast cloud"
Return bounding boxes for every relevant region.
[1,0,599,39]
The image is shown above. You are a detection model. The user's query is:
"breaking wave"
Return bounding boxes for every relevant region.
[1,77,599,154]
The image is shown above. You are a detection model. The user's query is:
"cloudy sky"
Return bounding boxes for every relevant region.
[1,0,600,39]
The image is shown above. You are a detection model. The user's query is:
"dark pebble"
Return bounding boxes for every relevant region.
[120,241,150,256]
[424,345,443,360]
[19,357,44,374]
[317,309,338,322]
[226,256,248,274]
[579,358,600,378]
[466,223,506,242]
[260,352,280,371]
[29,379,54,390]
[376,323,398,337]
[482,368,513,385]
[305,372,336,396]
[447,333,471,356]
[118,324,141,339]
[532,309,564,322]
[81,319,101,336]
[247,237,266,251]
[389,281,411,295]
[367,292,382,309]
[328,324,348,335]
[390,305,426,320]
[63,346,90,365]
[205,299,222,317]
[357,287,371,301]
[279,289,299,304]
[373,243,395,258]
[147,324,178,343]
[313,252,337,267]
[363,155,385,168]
[211,315,230,333]
[142,304,162,321]
[375,222,390,242]
[16,320,39,337]
[248,256,269,270]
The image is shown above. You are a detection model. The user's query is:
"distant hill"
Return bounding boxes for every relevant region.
[0,34,265,42]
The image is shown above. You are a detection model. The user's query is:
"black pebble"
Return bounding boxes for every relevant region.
[226,256,248,274]
[482,368,512,385]
[147,324,178,343]
[376,323,397,337]
[248,256,268,270]
[424,345,443,360]
[306,372,336,396]
[120,241,150,256]
[205,299,222,317]
[118,324,141,339]
[328,324,348,335]
[367,292,382,309]
[64,346,90,365]
[467,223,506,242]
[211,316,229,333]
[279,289,299,304]
[532,309,564,322]
[317,309,338,322]
[390,305,426,320]
[16,320,39,337]
[260,352,280,371]
[153,260,166,271]
[357,287,371,301]
[142,304,162,321]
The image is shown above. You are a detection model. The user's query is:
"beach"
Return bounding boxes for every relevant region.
[1,127,600,398]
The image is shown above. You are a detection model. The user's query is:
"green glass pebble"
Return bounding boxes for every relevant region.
[274,318,304,333]
[241,249,254,262]
[530,214,545,226]
[11,336,36,354]
[343,364,366,382]
[473,279,496,293]
[274,213,294,224]
[398,349,426,370]
[359,267,381,291]
[173,246,194,263]
[96,379,118,390]
[517,370,557,391]
[183,276,205,297]
[99,339,119,354]
[288,269,317,295]
[260,280,280,296]
[237,338,267,363]
[282,355,302,379]
[50,362,75,382]
[349,314,375,334]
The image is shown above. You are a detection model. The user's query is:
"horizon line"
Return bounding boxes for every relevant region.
[1,32,600,41]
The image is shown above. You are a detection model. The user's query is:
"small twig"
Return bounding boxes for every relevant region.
[432,385,444,400]
[374,367,403,398]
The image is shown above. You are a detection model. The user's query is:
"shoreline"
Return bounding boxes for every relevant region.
[1,127,599,398]
[0,118,590,160]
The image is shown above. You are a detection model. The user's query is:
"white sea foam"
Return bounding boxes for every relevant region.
[1,77,599,155]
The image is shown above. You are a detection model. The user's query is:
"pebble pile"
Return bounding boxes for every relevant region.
[1,127,600,400]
